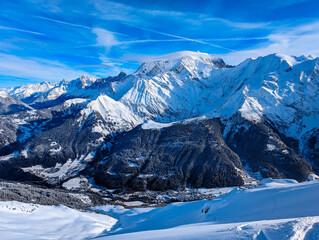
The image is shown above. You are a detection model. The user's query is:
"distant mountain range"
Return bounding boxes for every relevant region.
[0,51,318,191]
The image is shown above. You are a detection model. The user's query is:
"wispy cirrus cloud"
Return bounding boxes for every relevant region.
[91,0,271,31]
[219,20,319,64]
[35,16,126,36]
[35,16,92,29]
[90,24,236,52]
[92,27,121,50]
[0,26,45,35]
[76,36,269,50]
[0,53,87,83]
[89,19,319,67]
[204,37,270,41]
[201,17,272,30]
[87,0,275,54]
[123,24,236,52]
[75,64,113,68]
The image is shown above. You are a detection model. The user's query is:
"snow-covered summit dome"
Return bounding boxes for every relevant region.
[134,51,229,78]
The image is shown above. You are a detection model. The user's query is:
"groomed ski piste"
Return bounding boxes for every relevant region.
[0,177,318,239]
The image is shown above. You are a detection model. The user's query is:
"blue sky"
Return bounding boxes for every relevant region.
[1,0,319,87]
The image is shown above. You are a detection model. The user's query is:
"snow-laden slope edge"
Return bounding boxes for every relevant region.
[93,178,319,240]
[0,201,117,240]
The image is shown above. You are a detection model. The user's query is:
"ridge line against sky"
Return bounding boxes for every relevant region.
[0,0,319,87]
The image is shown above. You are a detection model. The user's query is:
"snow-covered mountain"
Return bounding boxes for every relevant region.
[0,90,33,115]
[0,51,318,190]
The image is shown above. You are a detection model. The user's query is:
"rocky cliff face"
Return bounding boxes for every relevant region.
[0,51,318,191]
[89,118,245,191]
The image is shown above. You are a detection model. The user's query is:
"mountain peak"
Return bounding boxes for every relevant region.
[144,51,223,65]
[135,51,228,77]
[0,90,9,98]
[67,75,98,89]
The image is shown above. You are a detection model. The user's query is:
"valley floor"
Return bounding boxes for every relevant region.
[0,178,318,239]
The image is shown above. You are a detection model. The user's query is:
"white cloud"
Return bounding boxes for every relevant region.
[219,21,319,65]
[0,53,87,83]
[92,28,121,50]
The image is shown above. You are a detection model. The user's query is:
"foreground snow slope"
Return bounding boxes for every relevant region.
[0,201,117,240]
[100,217,319,240]
[94,179,319,239]
[0,179,317,239]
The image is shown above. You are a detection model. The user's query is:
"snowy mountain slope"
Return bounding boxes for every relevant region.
[118,53,319,138]
[5,75,98,107]
[87,117,312,191]
[102,217,319,240]
[0,96,140,184]
[79,94,142,136]
[221,54,319,140]
[93,178,319,240]
[5,81,57,100]
[0,201,116,240]
[1,51,318,190]
[116,52,319,173]
[117,52,232,120]
[133,51,229,78]
[0,90,33,115]
[89,119,246,190]
[95,52,318,148]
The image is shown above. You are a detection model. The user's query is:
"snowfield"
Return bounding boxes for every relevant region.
[100,217,319,240]
[92,178,319,240]
[0,201,117,240]
[0,179,318,239]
